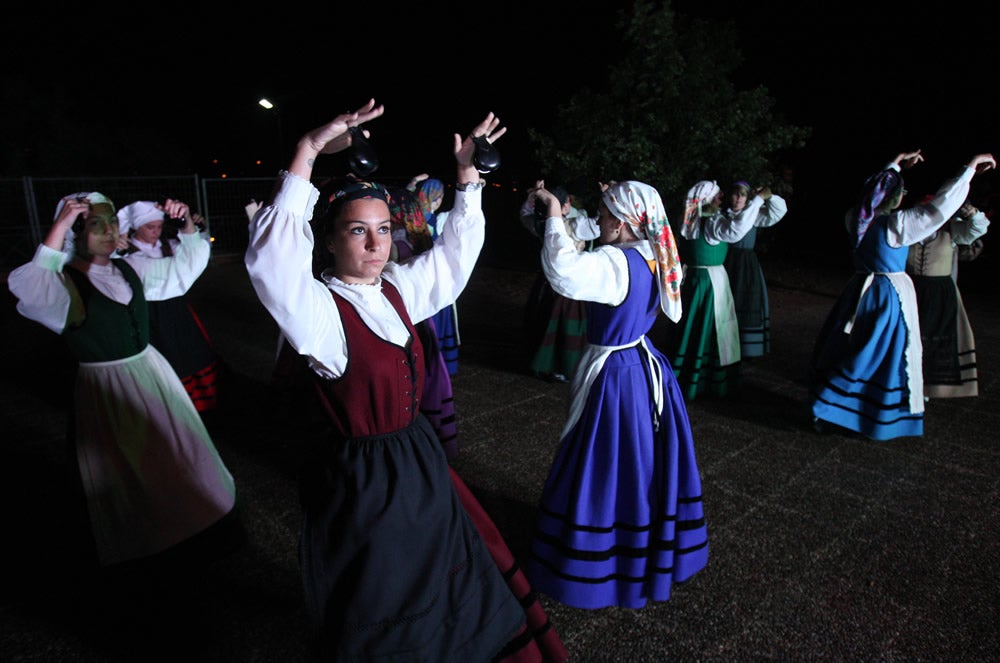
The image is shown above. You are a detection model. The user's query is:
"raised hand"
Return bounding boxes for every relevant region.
[454,112,506,168]
[967,153,996,174]
[289,99,384,178]
[894,149,924,170]
[303,99,385,157]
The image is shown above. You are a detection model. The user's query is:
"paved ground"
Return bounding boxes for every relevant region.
[1,247,997,662]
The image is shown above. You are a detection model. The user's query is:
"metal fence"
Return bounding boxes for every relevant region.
[0,175,278,273]
[1,175,534,276]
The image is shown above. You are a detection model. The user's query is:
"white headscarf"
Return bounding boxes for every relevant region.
[601,181,683,322]
[117,200,164,236]
[53,192,114,255]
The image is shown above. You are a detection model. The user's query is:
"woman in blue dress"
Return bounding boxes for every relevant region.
[809,150,995,440]
[527,180,709,610]
[410,174,462,375]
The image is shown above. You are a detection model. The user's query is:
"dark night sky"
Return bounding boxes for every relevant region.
[4,1,998,203]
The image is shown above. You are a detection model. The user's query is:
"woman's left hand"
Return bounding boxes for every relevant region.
[454,112,506,168]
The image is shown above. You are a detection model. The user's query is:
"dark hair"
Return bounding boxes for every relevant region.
[534,184,570,220]
[311,179,393,276]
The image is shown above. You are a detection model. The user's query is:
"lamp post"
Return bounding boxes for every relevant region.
[258,97,284,166]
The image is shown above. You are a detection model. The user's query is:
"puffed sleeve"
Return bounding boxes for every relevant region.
[382,186,487,323]
[950,210,990,245]
[125,232,210,301]
[888,166,975,247]
[540,214,630,305]
[7,244,74,334]
[701,198,765,245]
[755,194,788,228]
[245,170,350,378]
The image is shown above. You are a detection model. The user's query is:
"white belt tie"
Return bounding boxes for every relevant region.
[560,335,663,439]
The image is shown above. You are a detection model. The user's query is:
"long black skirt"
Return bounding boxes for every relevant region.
[298,415,524,662]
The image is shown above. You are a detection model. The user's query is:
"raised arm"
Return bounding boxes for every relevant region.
[287,99,385,180]
[385,113,506,323]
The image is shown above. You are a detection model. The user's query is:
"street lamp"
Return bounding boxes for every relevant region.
[257,97,284,166]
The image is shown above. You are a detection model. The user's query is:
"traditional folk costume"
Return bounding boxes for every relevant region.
[418,178,462,376]
[809,161,977,440]
[519,196,600,382]
[246,175,566,662]
[117,201,222,412]
[722,182,789,358]
[391,188,459,460]
[664,181,763,400]
[8,196,237,567]
[905,207,989,398]
[528,181,709,610]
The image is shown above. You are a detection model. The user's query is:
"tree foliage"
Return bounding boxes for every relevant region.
[527,0,811,214]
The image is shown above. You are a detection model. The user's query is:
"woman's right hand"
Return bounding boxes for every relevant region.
[288,99,384,178]
[302,99,385,156]
[967,153,996,174]
[893,149,924,169]
[55,196,88,228]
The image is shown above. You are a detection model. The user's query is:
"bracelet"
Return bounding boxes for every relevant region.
[455,180,485,192]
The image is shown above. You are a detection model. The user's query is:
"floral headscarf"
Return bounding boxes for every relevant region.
[851,168,902,247]
[389,188,432,254]
[415,178,445,223]
[682,180,721,239]
[602,181,683,322]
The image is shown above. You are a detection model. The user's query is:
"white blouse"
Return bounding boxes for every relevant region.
[540,214,653,307]
[8,232,211,334]
[244,171,485,379]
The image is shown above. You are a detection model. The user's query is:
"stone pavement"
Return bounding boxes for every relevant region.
[1,251,997,662]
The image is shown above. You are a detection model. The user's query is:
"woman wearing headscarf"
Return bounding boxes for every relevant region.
[117,200,223,413]
[518,180,600,383]
[809,150,995,440]
[410,173,463,375]
[663,179,766,400]
[388,187,460,460]
[526,180,709,610]
[721,180,789,358]
[7,192,240,572]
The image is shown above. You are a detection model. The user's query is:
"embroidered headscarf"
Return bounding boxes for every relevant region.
[389,188,432,254]
[851,168,902,247]
[682,180,721,239]
[602,181,683,322]
[415,178,445,236]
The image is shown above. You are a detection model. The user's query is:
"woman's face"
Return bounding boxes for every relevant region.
[597,202,623,245]
[324,198,393,284]
[79,203,119,262]
[709,189,724,211]
[133,219,164,244]
[729,189,748,212]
